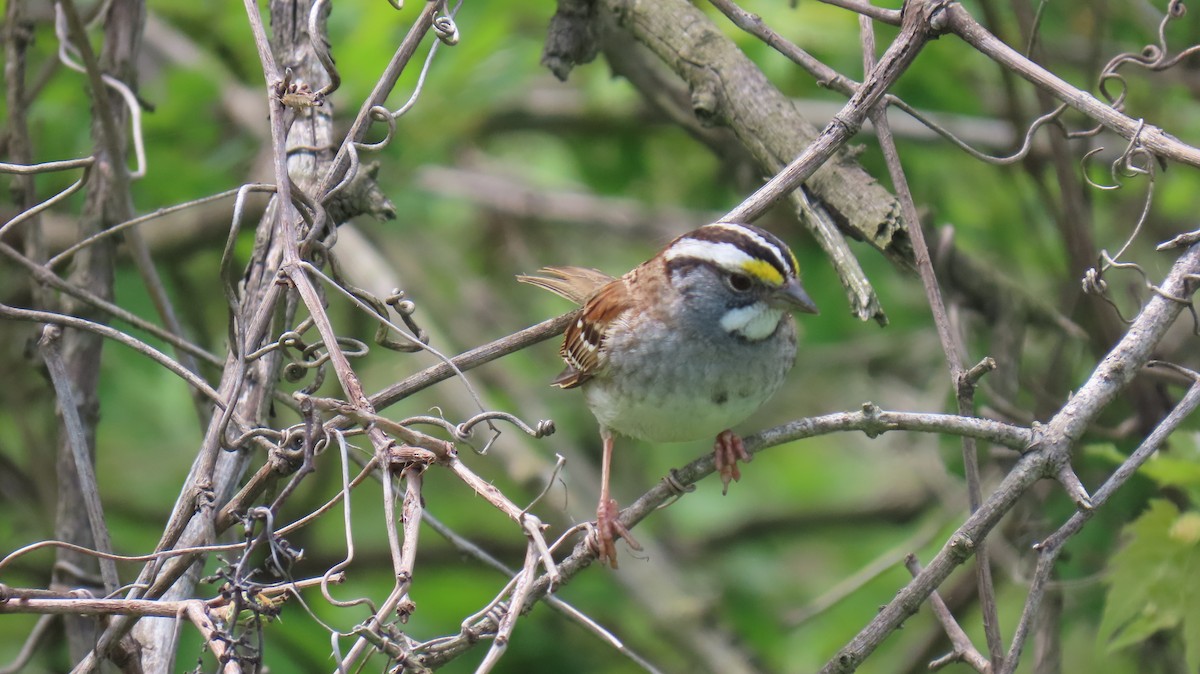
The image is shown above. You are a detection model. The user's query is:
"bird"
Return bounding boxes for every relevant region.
[518,222,818,567]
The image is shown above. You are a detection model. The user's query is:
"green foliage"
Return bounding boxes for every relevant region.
[1090,438,1200,503]
[1100,500,1200,671]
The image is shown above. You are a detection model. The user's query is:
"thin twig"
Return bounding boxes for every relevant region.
[905,555,992,673]
[724,0,938,223]
[1,304,223,405]
[422,513,665,673]
[858,12,1005,668]
[362,313,575,414]
[474,544,538,674]
[0,614,56,674]
[944,3,1200,167]
[0,242,223,367]
[788,516,948,626]
[37,326,121,595]
[817,0,901,24]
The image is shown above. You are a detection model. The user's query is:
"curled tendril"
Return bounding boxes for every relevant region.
[1065,122,1106,141]
[457,411,555,440]
[283,354,326,383]
[399,411,554,455]
[298,261,495,424]
[1097,0,1200,109]
[908,101,1069,166]
[244,327,307,362]
[433,15,459,46]
[1082,251,1200,333]
[236,424,308,468]
[1078,120,1158,303]
[457,411,556,455]
[321,142,361,207]
[226,426,286,452]
[657,469,697,509]
[356,106,397,153]
[1097,72,1130,113]
[522,453,567,514]
[484,601,509,627]
[1114,120,1156,176]
[277,330,368,395]
[402,415,461,436]
[240,507,303,581]
[1082,250,1148,323]
[363,286,427,352]
[389,0,461,121]
[54,4,146,179]
[319,0,460,226]
[308,0,340,99]
[322,250,427,353]
[322,107,394,208]
[1081,148,1121,191]
[1081,266,1107,296]
[309,336,369,361]
[385,290,430,348]
[1080,119,1158,193]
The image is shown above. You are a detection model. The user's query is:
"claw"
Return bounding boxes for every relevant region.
[714,429,752,495]
[592,498,641,568]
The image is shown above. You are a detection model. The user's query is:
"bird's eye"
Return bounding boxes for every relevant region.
[727,273,753,292]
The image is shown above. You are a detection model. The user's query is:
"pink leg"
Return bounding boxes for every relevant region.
[714,429,752,495]
[593,429,641,568]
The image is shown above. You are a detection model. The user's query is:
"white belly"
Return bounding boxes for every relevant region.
[582,311,797,443]
[584,370,782,443]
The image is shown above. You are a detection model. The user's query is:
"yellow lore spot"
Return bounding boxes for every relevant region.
[742,259,785,286]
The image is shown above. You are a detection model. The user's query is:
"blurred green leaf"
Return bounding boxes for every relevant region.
[1101,499,1200,671]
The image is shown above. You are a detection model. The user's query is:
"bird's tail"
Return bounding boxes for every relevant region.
[516,266,614,305]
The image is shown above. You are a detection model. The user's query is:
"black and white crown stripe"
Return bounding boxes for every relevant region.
[662,223,797,284]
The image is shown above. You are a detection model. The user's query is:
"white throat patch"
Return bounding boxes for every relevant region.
[720,303,783,340]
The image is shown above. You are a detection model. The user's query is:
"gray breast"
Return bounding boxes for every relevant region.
[588,315,797,442]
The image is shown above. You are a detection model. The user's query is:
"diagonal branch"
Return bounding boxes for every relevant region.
[943,3,1200,168]
[596,0,911,267]
[819,242,1200,673]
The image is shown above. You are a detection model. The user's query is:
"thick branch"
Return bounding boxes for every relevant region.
[596,0,911,267]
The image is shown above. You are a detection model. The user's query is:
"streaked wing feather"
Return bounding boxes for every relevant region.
[553,279,632,389]
[551,364,588,388]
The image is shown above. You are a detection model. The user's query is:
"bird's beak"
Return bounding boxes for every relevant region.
[776,278,819,314]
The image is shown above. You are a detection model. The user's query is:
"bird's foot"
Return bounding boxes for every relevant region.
[714,429,752,495]
[592,498,641,568]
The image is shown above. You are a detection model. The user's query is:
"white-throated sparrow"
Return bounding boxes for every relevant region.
[519,222,818,567]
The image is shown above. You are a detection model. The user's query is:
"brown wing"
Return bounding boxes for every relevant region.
[552,279,632,389]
